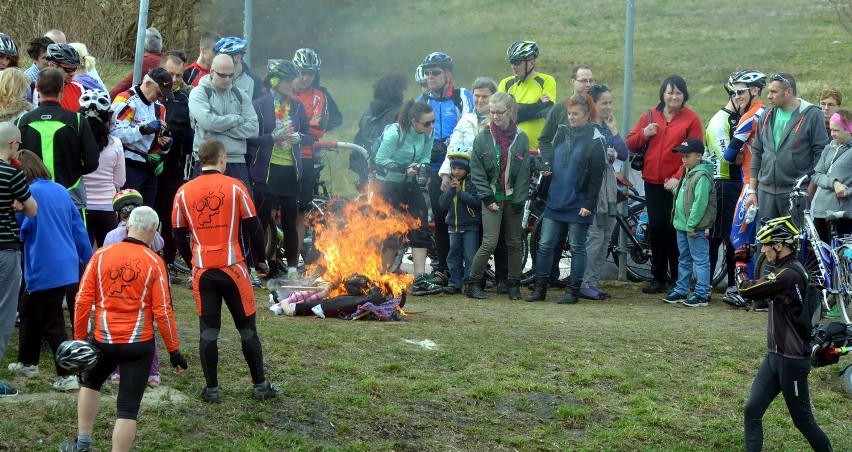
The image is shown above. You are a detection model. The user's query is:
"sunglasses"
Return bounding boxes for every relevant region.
[732,88,751,96]
[509,59,528,66]
[59,66,77,74]
[770,73,790,85]
[423,69,444,77]
[214,71,235,79]
[416,119,436,127]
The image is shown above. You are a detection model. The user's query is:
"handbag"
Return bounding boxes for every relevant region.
[629,109,654,172]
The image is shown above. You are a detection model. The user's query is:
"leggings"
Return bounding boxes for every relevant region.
[196,267,266,388]
[82,340,154,420]
[85,209,117,249]
[255,191,299,269]
[743,352,832,451]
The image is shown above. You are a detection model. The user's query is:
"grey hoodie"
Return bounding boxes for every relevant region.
[750,99,829,194]
[188,74,259,163]
[811,139,852,219]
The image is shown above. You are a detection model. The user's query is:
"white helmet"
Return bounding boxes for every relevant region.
[414,65,426,85]
[79,89,111,116]
[293,48,321,72]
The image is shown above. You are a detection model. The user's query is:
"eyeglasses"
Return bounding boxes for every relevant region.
[770,73,790,85]
[574,78,595,84]
[423,69,444,77]
[820,101,838,108]
[489,110,507,116]
[732,88,751,96]
[416,119,436,127]
[214,71,235,79]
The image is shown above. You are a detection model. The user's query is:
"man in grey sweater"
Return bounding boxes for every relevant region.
[745,73,829,219]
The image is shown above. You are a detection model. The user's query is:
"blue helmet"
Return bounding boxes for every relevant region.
[214,36,247,55]
[422,52,452,70]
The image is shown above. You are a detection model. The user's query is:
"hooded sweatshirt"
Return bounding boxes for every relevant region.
[188,74,260,163]
[672,160,715,233]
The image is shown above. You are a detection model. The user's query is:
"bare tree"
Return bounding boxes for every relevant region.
[827,0,852,35]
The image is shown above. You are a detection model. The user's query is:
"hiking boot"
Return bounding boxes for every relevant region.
[200,387,221,404]
[683,294,710,307]
[53,375,80,391]
[495,279,509,294]
[443,286,461,295]
[643,280,669,294]
[558,280,581,304]
[526,277,548,302]
[465,279,488,300]
[430,270,449,287]
[8,362,39,378]
[579,287,601,300]
[549,277,568,289]
[507,280,521,300]
[411,274,443,296]
[663,291,688,304]
[0,380,17,397]
[252,380,282,401]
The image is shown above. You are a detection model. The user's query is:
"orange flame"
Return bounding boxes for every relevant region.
[307,194,420,297]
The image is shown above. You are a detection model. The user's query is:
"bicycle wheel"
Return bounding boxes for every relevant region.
[754,251,821,283]
[607,217,652,282]
[711,240,729,288]
[528,216,572,281]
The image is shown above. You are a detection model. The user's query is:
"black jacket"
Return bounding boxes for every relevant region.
[162,88,193,177]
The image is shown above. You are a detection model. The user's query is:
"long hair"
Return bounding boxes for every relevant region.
[0,68,31,109]
[16,149,52,183]
[373,73,408,105]
[397,99,433,130]
[85,111,112,150]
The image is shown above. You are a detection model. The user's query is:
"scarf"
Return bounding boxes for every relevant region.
[490,120,517,196]
[561,122,594,166]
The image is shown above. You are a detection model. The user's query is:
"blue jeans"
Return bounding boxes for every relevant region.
[447,230,479,288]
[535,218,590,282]
[675,230,711,297]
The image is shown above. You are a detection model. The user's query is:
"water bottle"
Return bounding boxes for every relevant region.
[636,211,648,241]
[744,205,758,224]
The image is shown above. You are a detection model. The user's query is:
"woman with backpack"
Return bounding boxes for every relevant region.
[374,100,442,296]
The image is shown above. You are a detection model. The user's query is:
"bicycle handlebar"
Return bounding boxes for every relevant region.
[312,141,369,160]
[794,174,810,190]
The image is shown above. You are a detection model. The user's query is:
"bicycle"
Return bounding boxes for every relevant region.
[754,174,852,324]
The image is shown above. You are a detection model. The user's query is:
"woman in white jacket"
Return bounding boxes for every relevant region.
[439,77,497,188]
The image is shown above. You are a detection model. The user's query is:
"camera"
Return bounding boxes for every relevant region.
[413,163,431,186]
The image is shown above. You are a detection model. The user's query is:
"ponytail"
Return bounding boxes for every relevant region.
[397,99,433,130]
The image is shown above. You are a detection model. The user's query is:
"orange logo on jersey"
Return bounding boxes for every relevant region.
[194,185,225,225]
[107,258,142,295]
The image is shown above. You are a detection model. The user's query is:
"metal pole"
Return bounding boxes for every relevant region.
[243,0,253,66]
[131,0,150,86]
[618,0,635,281]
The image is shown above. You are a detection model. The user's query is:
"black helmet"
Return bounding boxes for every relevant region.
[506,41,539,63]
[756,216,799,245]
[55,340,102,373]
[267,59,300,81]
[422,52,452,70]
[46,43,81,67]
[0,33,18,57]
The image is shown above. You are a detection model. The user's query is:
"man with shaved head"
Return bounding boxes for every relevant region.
[188,53,258,190]
[44,29,66,44]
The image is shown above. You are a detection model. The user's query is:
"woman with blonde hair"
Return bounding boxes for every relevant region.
[0,67,32,123]
[68,42,107,92]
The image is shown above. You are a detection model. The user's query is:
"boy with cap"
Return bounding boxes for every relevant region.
[438,153,480,294]
[664,137,717,307]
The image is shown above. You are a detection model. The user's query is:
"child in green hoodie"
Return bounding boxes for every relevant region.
[664,138,717,307]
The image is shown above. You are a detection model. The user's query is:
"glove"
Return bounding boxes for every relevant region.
[734,244,753,263]
[511,203,523,214]
[735,261,749,276]
[140,120,162,135]
[169,350,188,370]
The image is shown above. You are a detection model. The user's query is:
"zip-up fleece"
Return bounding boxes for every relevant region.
[470,127,531,210]
[439,174,480,232]
[246,92,313,185]
[672,160,716,232]
[188,75,259,163]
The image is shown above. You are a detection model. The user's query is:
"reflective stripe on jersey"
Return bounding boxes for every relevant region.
[704,108,738,180]
[733,103,766,181]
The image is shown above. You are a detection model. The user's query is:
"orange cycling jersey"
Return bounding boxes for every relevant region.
[732,102,766,181]
[74,240,180,352]
[172,171,257,269]
[292,87,327,140]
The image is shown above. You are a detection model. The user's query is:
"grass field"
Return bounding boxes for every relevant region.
[3,0,852,450]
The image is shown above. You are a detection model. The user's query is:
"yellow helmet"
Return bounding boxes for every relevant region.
[755,216,799,245]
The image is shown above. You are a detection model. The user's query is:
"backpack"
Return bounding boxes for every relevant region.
[788,261,823,342]
[370,123,406,176]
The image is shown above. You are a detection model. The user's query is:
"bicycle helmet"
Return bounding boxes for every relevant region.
[422,52,453,70]
[55,340,101,373]
[506,41,539,62]
[267,59,300,81]
[729,69,767,90]
[724,78,736,97]
[113,189,143,214]
[756,216,799,245]
[0,33,18,57]
[213,36,247,55]
[79,89,111,116]
[45,43,81,66]
[414,65,427,86]
[293,48,321,72]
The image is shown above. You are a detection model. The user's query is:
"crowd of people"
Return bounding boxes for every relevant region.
[0,25,846,450]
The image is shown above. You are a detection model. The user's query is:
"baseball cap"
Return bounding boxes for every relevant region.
[672,137,704,154]
[147,67,174,101]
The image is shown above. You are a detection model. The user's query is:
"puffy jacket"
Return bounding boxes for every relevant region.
[672,161,716,232]
[439,175,480,232]
[111,85,168,163]
[17,100,100,209]
[188,75,259,163]
[470,126,531,208]
[246,92,313,185]
[626,106,703,185]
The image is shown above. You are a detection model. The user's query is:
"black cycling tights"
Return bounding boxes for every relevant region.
[197,269,265,389]
[83,340,154,420]
[744,352,833,451]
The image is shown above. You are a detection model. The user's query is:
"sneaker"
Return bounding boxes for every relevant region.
[148,374,161,388]
[411,274,443,296]
[683,294,709,307]
[110,372,120,384]
[443,286,461,295]
[0,380,17,397]
[250,269,262,287]
[311,304,325,318]
[252,380,282,401]
[172,258,191,274]
[53,375,80,391]
[8,362,39,378]
[662,291,688,304]
[58,441,91,452]
[643,280,669,294]
[282,303,295,316]
[200,386,221,404]
[430,270,449,287]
